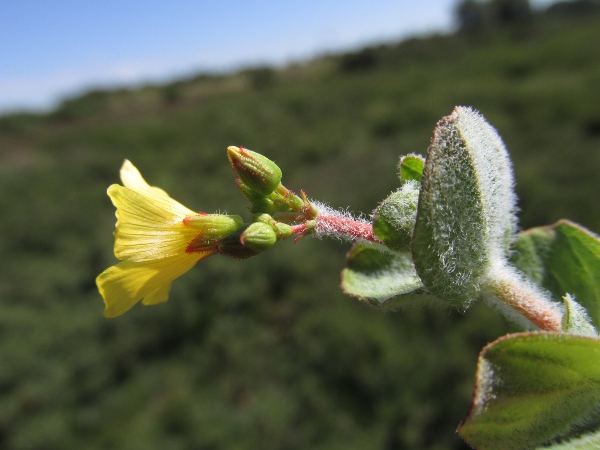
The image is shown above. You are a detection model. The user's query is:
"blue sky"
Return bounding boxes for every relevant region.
[0,0,553,114]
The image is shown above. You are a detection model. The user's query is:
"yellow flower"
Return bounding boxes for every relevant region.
[96,160,241,318]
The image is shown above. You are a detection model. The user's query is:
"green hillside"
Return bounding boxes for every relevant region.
[1,12,599,450]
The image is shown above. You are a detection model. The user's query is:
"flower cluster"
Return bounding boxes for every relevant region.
[97,148,321,317]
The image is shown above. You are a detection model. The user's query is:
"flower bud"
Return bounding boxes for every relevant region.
[184,214,244,253]
[240,222,277,253]
[227,146,282,196]
[217,224,276,260]
[284,191,305,212]
[217,229,258,259]
[236,177,262,201]
[183,213,243,239]
[254,213,294,239]
[249,198,278,215]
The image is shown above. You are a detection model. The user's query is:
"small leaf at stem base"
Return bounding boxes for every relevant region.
[398,153,425,185]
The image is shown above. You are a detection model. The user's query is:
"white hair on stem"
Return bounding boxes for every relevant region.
[310,200,374,243]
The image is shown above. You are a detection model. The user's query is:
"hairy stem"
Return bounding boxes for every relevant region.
[314,214,381,243]
[489,275,562,332]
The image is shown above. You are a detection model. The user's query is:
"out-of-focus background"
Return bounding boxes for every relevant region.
[1,0,599,449]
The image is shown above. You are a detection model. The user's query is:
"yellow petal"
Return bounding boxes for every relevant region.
[108,184,199,262]
[96,253,208,318]
[120,159,172,201]
[141,283,172,306]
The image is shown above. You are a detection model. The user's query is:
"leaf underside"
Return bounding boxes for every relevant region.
[543,429,600,449]
[341,243,436,311]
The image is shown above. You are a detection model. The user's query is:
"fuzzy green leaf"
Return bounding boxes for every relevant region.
[458,333,600,450]
[412,107,517,308]
[398,154,425,185]
[542,429,600,449]
[372,181,420,252]
[562,294,597,337]
[341,243,436,310]
[511,220,600,329]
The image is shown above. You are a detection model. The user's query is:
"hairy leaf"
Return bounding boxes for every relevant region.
[562,294,597,336]
[372,180,420,252]
[511,220,600,329]
[398,153,425,184]
[459,332,600,450]
[542,429,600,449]
[413,107,517,308]
[341,243,436,310]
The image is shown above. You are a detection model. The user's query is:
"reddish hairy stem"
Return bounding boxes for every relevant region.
[314,215,381,243]
[290,223,307,235]
[490,277,563,332]
[289,215,380,243]
[290,223,308,243]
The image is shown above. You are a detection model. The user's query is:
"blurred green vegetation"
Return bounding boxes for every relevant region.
[1,4,600,449]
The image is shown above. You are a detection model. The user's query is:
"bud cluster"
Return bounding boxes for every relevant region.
[180,145,380,262]
[183,146,320,260]
[227,146,317,220]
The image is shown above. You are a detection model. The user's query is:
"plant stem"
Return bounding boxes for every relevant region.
[489,275,562,332]
[314,214,381,243]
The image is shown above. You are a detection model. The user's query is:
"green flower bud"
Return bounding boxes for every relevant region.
[184,214,244,253]
[254,213,294,239]
[372,181,420,252]
[236,177,263,201]
[249,197,278,215]
[227,146,282,196]
[240,222,277,253]
[284,191,305,212]
[217,227,259,260]
[183,213,243,239]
